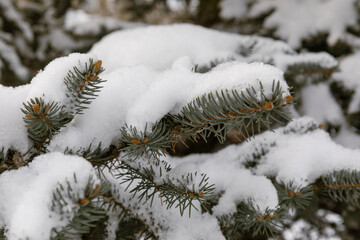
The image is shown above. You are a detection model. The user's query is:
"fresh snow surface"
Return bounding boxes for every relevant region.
[333,51,360,114]
[0,152,97,240]
[90,24,336,74]
[249,0,357,48]
[0,49,290,152]
[300,83,342,125]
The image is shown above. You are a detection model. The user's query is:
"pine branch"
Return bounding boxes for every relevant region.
[64,59,105,115]
[51,176,110,240]
[104,194,157,240]
[317,170,360,207]
[21,97,71,152]
[171,81,292,143]
[116,161,214,216]
[219,200,284,239]
[120,122,171,163]
[275,181,314,210]
[284,63,336,87]
[64,144,118,168]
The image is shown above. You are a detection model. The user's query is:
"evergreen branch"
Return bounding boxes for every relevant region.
[192,57,234,73]
[103,194,157,240]
[172,81,292,143]
[120,122,171,163]
[219,201,284,239]
[51,176,110,240]
[0,148,24,174]
[275,181,314,210]
[284,63,336,86]
[317,170,360,207]
[64,59,105,115]
[64,144,118,168]
[21,97,71,151]
[116,161,214,216]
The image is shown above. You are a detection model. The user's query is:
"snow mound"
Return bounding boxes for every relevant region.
[0,152,96,240]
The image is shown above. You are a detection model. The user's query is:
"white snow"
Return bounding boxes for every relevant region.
[300,83,343,124]
[0,152,96,240]
[249,0,357,48]
[333,51,360,114]
[273,52,337,72]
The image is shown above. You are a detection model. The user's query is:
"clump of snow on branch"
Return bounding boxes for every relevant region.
[0,152,97,240]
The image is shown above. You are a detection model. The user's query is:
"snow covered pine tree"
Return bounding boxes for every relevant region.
[1,24,360,240]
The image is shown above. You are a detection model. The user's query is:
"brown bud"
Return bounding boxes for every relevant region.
[143,137,148,143]
[265,215,271,220]
[79,198,89,205]
[285,95,293,104]
[90,185,101,198]
[319,123,325,129]
[199,192,204,197]
[131,138,142,144]
[93,60,102,73]
[263,101,273,110]
[25,114,36,119]
[188,192,195,198]
[33,104,40,114]
[89,76,100,81]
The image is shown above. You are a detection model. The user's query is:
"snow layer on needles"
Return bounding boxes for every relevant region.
[0,48,289,152]
[50,58,288,151]
[167,117,360,188]
[0,152,96,240]
[0,53,97,151]
[105,169,226,240]
[250,0,357,48]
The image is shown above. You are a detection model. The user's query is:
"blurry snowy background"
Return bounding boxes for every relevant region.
[1,0,360,239]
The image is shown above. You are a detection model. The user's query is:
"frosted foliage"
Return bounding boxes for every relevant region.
[333,51,360,113]
[50,59,288,151]
[0,152,96,240]
[167,117,360,188]
[105,171,226,240]
[0,45,290,152]
[250,0,357,48]
[0,53,98,151]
